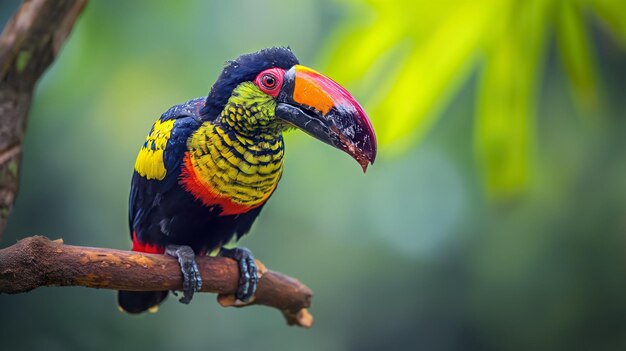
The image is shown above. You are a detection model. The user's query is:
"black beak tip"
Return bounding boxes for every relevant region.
[335,127,377,173]
[360,131,377,173]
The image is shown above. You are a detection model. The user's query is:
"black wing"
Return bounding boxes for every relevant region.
[128,98,204,239]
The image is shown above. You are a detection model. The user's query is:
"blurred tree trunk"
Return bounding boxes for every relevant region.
[0,0,87,239]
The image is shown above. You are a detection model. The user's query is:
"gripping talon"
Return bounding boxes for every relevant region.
[220,247,258,302]
[166,245,202,304]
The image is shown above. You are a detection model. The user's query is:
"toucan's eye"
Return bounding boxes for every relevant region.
[262,75,276,88]
[255,68,285,98]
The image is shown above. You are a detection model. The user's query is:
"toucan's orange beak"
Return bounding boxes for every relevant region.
[276,65,377,172]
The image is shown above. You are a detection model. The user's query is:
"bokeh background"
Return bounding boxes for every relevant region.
[2,0,626,350]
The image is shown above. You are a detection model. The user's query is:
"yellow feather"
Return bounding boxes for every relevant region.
[134,119,174,180]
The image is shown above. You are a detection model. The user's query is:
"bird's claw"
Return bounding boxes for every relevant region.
[165,245,202,304]
[220,247,258,302]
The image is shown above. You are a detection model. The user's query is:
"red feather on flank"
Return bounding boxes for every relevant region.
[179,152,260,216]
[132,232,164,254]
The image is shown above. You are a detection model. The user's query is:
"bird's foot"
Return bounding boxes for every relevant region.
[165,245,202,304]
[220,247,258,302]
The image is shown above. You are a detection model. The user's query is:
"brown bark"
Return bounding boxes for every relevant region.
[0,236,314,327]
[0,0,87,238]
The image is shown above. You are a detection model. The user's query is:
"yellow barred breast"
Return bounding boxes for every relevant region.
[134,119,175,180]
[187,122,283,207]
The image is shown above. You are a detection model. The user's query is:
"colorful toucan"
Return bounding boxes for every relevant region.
[118,47,377,313]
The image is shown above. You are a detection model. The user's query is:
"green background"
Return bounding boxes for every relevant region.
[1,1,626,350]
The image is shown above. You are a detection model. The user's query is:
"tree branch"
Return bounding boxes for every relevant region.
[0,236,314,328]
[0,0,87,238]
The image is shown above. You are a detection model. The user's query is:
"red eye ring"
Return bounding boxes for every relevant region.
[254,68,285,98]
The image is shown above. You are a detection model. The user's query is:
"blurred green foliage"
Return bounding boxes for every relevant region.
[322,0,626,197]
[0,1,626,351]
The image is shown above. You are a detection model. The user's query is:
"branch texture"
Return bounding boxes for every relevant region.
[0,236,313,327]
[0,0,87,237]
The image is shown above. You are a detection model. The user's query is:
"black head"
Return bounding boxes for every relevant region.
[200,47,299,119]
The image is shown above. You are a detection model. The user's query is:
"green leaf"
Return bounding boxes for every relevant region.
[555,0,601,111]
[373,0,501,152]
[475,0,553,198]
[590,0,626,48]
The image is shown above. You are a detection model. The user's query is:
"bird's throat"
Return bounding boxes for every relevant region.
[217,82,285,136]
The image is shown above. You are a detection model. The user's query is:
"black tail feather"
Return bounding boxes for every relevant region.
[118,290,168,314]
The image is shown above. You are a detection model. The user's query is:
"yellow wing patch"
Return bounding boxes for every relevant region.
[134,119,175,180]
